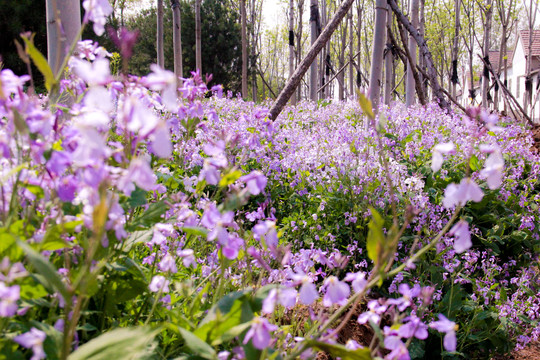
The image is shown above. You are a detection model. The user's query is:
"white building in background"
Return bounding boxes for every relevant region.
[462,30,540,121]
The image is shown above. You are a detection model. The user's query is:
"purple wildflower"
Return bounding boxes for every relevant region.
[449,220,472,253]
[0,282,20,317]
[243,317,278,350]
[14,328,46,360]
[430,314,457,352]
[322,276,350,307]
[442,178,484,209]
[149,275,170,293]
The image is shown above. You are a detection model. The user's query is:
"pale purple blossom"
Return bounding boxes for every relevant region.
[430,314,457,352]
[243,317,278,350]
[449,220,472,253]
[431,142,455,172]
[262,287,298,314]
[149,275,170,293]
[442,178,484,209]
[241,171,267,195]
[480,150,504,190]
[83,0,114,36]
[14,328,46,360]
[290,272,319,305]
[0,282,20,317]
[358,300,387,325]
[322,276,350,306]
[344,271,368,293]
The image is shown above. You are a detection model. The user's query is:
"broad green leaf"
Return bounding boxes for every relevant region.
[122,229,153,251]
[305,341,372,360]
[357,91,375,120]
[19,277,48,299]
[219,170,243,187]
[178,327,217,360]
[21,33,56,92]
[181,226,209,237]
[0,232,16,254]
[127,187,148,208]
[469,155,480,171]
[366,207,385,266]
[17,240,70,303]
[128,201,169,230]
[68,327,158,360]
[349,141,358,155]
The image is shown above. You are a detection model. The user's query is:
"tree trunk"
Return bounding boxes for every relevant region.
[450,0,460,99]
[357,0,363,90]
[368,0,387,111]
[289,0,296,104]
[171,0,183,80]
[482,0,492,108]
[310,0,319,102]
[195,0,202,72]
[157,0,164,68]
[405,0,419,107]
[269,0,356,120]
[349,12,354,98]
[338,15,347,100]
[297,0,305,101]
[241,0,248,98]
[384,3,393,104]
[46,0,81,75]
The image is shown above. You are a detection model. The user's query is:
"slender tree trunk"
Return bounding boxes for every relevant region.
[241,0,248,98]
[450,0,460,99]
[405,0,419,107]
[357,0,363,90]
[195,0,202,72]
[338,16,347,100]
[349,12,354,98]
[384,4,393,104]
[269,0,356,120]
[418,0,426,96]
[524,0,538,116]
[310,0,319,101]
[46,0,81,75]
[320,0,327,98]
[482,0,492,108]
[157,0,165,68]
[369,0,388,111]
[297,0,305,101]
[171,0,183,79]
[289,0,296,104]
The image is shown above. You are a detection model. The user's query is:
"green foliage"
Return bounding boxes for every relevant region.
[126,0,244,91]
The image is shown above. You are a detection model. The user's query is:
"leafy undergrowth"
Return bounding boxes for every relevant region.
[1,35,540,360]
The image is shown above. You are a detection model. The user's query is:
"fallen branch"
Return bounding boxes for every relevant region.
[268,0,356,120]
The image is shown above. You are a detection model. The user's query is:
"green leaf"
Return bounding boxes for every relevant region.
[127,187,148,208]
[305,341,372,360]
[178,327,217,360]
[128,201,169,230]
[469,155,480,171]
[181,226,209,237]
[21,33,56,92]
[17,240,70,303]
[219,170,243,187]
[68,327,158,360]
[366,207,385,266]
[0,232,16,254]
[349,141,358,155]
[357,92,375,120]
[19,277,48,300]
